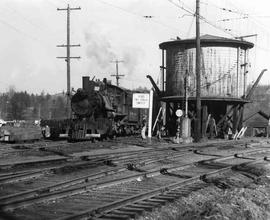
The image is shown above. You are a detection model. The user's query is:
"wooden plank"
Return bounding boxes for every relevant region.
[102,213,130,219]
[112,209,138,218]
[233,105,239,133]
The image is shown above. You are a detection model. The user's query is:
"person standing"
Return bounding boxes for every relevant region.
[141,116,147,139]
[209,115,217,139]
[156,117,163,140]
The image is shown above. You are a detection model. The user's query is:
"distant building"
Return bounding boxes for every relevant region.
[0,119,6,127]
[243,111,269,137]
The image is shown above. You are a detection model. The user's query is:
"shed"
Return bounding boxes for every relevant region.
[243,111,269,137]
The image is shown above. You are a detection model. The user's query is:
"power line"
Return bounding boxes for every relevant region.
[186,15,195,38]
[217,16,248,22]
[200,1,248,16]
[225,0,270,37]
[94,0,180,32]
[168,0,194,16]
[1,3,59,38]
[0,18,39,42]
[0,11,57,48]
[216,0,270,53]
[167,0,237,37]
[3,5,42,30]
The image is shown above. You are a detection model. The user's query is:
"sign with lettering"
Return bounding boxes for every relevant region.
[132,93,150,108]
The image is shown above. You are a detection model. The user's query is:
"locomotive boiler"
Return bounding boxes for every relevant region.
[69,77,115,140]
[71,77,114,118]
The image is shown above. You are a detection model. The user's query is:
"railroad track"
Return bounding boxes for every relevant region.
[1,147,270,220]
[61,149,270,220]
[0,146,192,185]
[0,148,194,207]
[0,139,248,187]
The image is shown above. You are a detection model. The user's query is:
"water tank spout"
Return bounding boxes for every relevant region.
[146,75,163,97]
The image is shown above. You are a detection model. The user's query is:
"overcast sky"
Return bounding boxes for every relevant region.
[1,0,270,94]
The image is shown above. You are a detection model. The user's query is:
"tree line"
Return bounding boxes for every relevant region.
[0,88,68,121]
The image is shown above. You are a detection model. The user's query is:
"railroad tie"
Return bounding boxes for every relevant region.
[165,190,185,196]
[111,209,138,218]
[137,200,162,207]
[120,206,145,214]
[148,198,168,205]
[100,213,130,219]
[155,194,176,201]
[129,203,155,211]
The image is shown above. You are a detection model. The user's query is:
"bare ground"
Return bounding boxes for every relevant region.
[138,163,270,220]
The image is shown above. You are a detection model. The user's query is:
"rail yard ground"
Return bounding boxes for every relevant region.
[0,136,270,220]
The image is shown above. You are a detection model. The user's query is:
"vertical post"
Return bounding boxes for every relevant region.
[267,119,270,138]
[243,50,247,96]
[236,47,240,97]
[57,5,81,118]
[195,0,201,142]
[161,49,165,91]
[38,104,41,119]
[116,61,119,86]
[185,70,189,117]
[232,105,238,133]
[67,5,70,97]
[148,89,154,138]
[5,101,9,120]
[201,105,208,138]
[182,70,192,143]
[111,60,124,87]
[66,5,71,117]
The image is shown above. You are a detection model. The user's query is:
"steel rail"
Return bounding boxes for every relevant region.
[0,147,191,184]
[0,150,194,210]
[61,154,270,220]
[1,147,269,211]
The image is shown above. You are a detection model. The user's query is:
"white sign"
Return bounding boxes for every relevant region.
[132,93,150,108]
[175,109,183,117]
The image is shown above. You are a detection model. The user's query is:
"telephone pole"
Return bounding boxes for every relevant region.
[57,4,81,117]
[111,60,124,87]
[195,0,201,142]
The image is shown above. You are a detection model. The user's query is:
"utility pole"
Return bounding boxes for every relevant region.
[195,0,201,142]
[111,60,124,87]
[57,4,81,117]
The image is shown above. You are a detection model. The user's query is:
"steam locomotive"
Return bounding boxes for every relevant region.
[41,76,147,141]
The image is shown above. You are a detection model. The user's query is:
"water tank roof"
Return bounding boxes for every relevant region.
[159,34,254,50]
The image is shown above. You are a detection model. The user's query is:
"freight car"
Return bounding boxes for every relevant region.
[41,76,147,141]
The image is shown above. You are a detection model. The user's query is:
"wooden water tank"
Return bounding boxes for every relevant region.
[159,35,254,99]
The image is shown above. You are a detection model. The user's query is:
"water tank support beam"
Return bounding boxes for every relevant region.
[201,105,208,138]
[245,69,267,100]
[216,105,235,128]
[236,104,244,131]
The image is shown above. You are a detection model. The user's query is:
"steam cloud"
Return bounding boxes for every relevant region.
[83,27,144,80]
[84,30,116,69]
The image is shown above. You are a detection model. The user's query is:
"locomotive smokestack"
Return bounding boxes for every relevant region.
[82,76,90,91]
